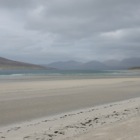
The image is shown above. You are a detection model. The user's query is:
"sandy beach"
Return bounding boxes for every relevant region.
[73,112,140,140]
[0,77,140,139]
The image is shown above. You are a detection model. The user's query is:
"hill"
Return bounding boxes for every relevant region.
[47,60,83,70]
[46,57,140,70]
[80,60,108,70]
[47,60,108,70]
[0,57,49,70]
[128,67,140,70]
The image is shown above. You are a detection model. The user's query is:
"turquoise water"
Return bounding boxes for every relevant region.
[0,69,139,78]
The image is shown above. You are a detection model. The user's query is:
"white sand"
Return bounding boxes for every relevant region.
[74,115,140,140]
[0,98,140,140]
[0,77,140,139]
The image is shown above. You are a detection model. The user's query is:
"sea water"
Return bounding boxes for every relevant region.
[0,69,140,80]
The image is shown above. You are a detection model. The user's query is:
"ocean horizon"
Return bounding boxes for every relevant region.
[0,69,139,79]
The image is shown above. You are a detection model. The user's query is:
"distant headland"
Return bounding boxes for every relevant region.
[0,57,51,70]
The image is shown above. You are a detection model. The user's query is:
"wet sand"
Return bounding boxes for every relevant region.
[0,77,140,127]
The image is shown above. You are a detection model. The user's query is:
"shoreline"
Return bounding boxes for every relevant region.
[0,97,140,140]
[0,70,140,83]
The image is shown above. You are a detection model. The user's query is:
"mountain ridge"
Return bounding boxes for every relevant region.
[45,57,140,70]
[0,57,50,70]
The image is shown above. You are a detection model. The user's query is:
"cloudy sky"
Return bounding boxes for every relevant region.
[0,0,140,64]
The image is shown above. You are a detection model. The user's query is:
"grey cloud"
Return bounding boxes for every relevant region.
[0,0,140,63]
[26,0,140,37]
[121,28,140,43]
[0,0,40,9]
